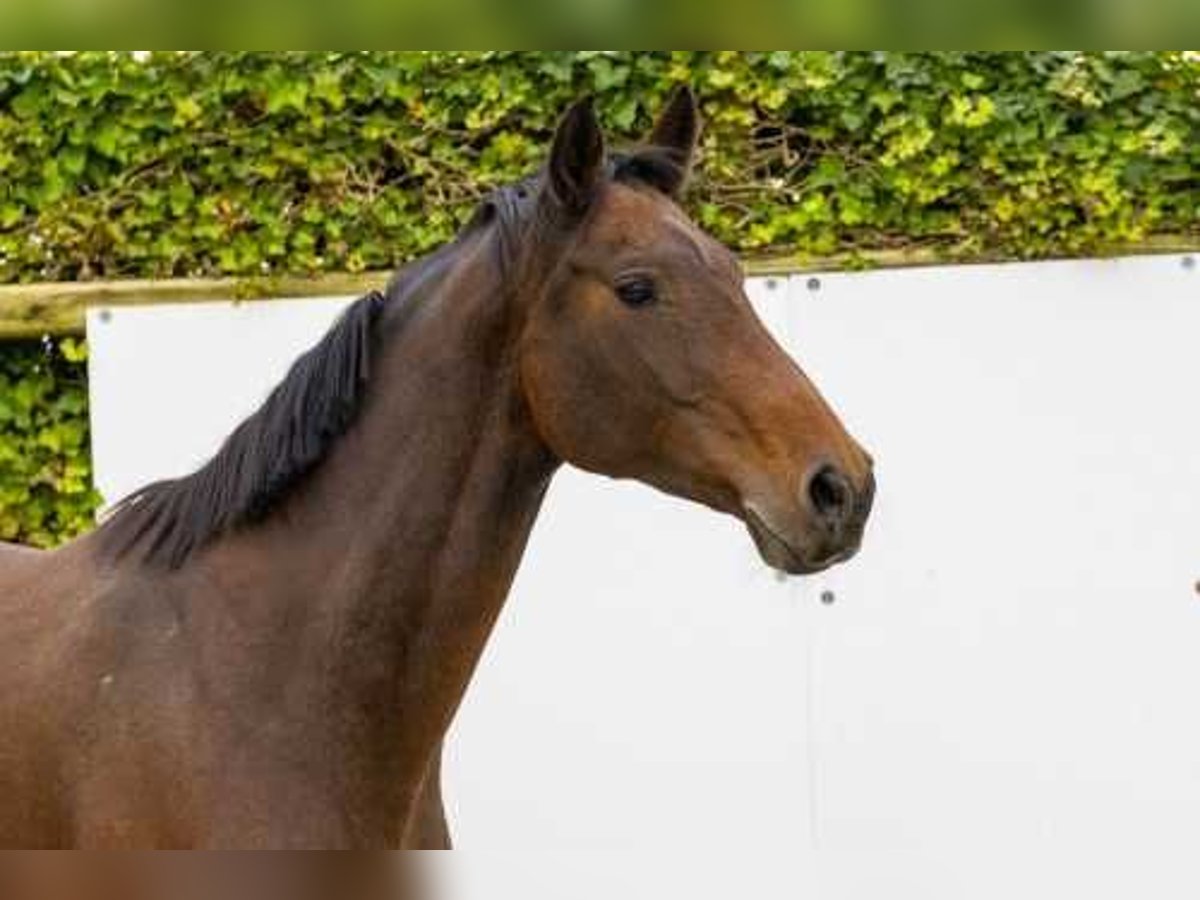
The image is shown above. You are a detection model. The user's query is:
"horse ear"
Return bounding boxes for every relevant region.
[646,85,701,194]
[547,97,606,216]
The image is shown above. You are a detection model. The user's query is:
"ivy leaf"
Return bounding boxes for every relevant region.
[174,96,203,124]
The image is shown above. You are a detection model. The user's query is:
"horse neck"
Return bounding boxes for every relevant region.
[193,237,558,789]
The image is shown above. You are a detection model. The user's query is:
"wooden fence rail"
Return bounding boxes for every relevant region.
[1,239,1197,341]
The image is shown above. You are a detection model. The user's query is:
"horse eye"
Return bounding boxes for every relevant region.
[615,277,657,308]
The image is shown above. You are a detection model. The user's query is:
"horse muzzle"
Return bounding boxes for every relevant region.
[742,466,875,576]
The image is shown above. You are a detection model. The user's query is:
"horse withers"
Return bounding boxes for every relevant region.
[0,87,873,848]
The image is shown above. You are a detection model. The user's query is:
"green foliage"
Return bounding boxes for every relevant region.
[0,338,98,546]
[1,51,1197,282]
[1,51,1198,544]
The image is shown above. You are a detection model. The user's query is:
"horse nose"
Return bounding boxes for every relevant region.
[805,464,855,530]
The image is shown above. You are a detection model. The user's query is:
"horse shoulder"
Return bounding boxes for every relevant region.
[0,542,48,598]
[0,540,43,557]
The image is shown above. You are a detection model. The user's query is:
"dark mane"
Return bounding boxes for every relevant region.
[99,292,384,569]
[99,146,678,569]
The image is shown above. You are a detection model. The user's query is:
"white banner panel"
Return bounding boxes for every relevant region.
[87,255,1200,898]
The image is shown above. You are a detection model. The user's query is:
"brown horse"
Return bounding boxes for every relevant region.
[1,852,421,900]
[0,88,873,849]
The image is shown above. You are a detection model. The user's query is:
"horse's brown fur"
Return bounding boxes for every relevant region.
[0,89,873,848]
[1,851,419,900]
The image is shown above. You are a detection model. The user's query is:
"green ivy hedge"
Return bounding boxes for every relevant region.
[3,51,1199,282]
[2,51,1198,545]
[0,337,96,545]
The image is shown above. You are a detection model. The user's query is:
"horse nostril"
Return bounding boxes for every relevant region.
[807,465,853,526]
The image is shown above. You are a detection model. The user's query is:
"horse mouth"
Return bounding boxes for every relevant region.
[742,506,859,576]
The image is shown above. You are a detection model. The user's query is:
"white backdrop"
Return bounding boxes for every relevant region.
[88,255,1200,898]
